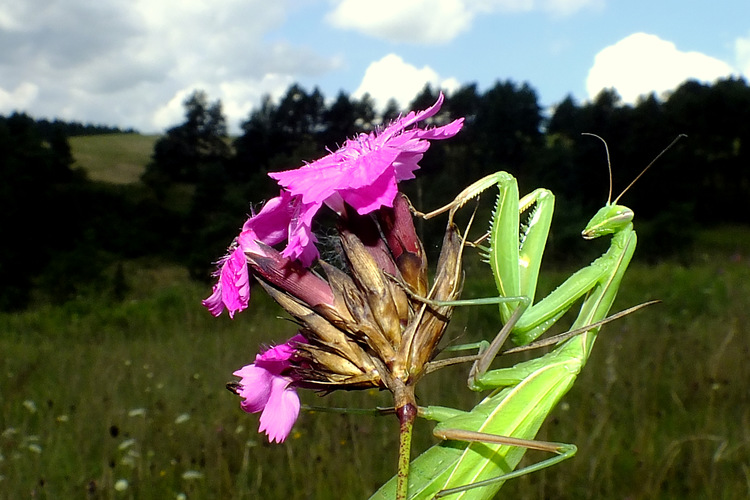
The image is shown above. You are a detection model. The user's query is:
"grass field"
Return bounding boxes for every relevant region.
[2,224,749,499]
[69,134,159,184]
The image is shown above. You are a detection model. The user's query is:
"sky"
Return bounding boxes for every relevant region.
[1,0,748,134]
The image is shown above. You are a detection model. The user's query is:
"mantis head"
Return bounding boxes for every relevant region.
[582,203,633,240]
[579,132,685,241]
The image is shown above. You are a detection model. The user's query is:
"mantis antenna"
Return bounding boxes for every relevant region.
[583,132,687,205]
[581,132,614,204]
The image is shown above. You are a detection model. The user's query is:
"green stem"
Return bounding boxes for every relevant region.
[396,401,417,500]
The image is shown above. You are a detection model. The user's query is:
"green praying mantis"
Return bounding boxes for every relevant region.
[371,134,684,499]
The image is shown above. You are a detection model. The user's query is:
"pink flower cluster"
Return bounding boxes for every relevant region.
[210,94,463,443]
[203,93,463,318]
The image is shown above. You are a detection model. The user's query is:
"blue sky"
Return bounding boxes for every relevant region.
[1,0,748,133]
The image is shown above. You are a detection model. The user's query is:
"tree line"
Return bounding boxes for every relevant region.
[0,113,178,310]
[2,77,749,310]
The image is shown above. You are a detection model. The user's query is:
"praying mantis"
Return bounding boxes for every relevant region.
[371,135,683,499]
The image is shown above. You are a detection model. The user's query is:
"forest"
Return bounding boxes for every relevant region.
[2,76,749,311]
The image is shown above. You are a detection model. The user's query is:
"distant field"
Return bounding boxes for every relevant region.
[69,133,159,184]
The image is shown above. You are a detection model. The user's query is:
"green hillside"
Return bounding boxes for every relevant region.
[69,133,159,184]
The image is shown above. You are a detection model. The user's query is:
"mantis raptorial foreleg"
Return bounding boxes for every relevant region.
[422,169,628,350]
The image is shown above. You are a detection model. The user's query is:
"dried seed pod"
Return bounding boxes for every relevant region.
[317,261,396,363]
[394,221,464,383]
[339,229,402,350]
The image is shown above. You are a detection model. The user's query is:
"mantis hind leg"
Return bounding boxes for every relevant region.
[431,427,577,498]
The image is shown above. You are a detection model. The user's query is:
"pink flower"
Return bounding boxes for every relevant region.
[204,93,463,316]
[203,190,307,317]
[268,92,463,262]
[232,334,305,443]
[239,190,296,251]
[202,247,250,318]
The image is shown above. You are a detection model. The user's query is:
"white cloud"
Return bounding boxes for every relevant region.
[0,0,338,133]
[151,88,197,132]
[586,33,737,103]
[353,54,460,110]
[151,75,295,131]
[326,0,600,44]
[0,82,38,110]
[217,75,297,128]
[326,0,473,44]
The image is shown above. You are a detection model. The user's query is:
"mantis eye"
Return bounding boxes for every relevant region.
[608,207,635,226]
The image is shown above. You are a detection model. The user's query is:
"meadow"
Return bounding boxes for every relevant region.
[1,226,749,499]
[69,134,159,184]
[2,134,748,499]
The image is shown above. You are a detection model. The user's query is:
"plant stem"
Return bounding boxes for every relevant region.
[395,385,417,500]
